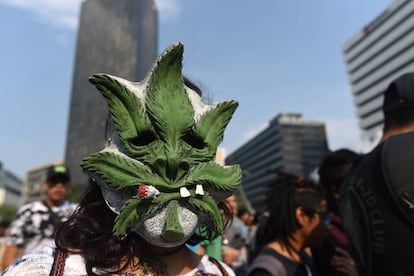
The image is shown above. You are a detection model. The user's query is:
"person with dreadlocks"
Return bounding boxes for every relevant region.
[248,176,326,276]
[2,43,241,275]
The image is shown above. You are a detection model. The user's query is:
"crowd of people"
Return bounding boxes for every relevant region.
[0,42,413,276]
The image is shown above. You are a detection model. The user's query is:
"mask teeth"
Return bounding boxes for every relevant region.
[195,184,204,195]
[180,187,191,198]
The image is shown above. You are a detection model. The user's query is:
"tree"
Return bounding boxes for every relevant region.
[0,204,17,224]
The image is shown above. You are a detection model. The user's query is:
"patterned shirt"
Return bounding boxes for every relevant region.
[6,201,77,254]
[1,247,235,276]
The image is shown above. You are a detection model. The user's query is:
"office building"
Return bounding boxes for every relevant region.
[343,0,414,143]
[226,113,328,212]
[0,162,23,207]
[65,0,158,187]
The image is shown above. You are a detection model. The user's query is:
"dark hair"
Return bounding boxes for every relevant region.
[255,175,322,256]
[238,208,251,218]
[183,76,202,96]
[55,179,144,275]
[55,179,232,275]
[383,109,414,133]
[318,149,359,213]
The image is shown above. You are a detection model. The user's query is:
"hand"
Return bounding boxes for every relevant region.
[330,247,359,276]
[222,247,240,266]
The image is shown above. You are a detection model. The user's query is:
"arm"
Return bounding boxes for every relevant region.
[2,205,31,269]
[330,247,359,276]
[222,246,240,266]
[2,245,22,270]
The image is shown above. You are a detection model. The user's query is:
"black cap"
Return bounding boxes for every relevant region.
[383,72,414,114]
[46,164,70,183]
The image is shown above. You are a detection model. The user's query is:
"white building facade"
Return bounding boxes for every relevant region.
[343,0,414,143]
[0,162,23,207]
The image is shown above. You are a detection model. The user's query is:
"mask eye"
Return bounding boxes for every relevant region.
[182,131,206,149]
[129,131,156,147]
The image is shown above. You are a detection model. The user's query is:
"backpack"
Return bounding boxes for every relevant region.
[248,253,287,276]
[340,131,414,276]
[381,132,414,227]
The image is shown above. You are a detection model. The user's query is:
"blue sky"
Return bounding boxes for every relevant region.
[0,0,391,178]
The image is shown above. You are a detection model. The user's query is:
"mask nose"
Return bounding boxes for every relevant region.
[161,200,184,242]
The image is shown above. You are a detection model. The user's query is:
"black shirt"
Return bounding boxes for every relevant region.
[249,247,317,276]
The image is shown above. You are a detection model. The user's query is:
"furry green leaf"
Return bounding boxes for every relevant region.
[194,101,238,157]
[89,74,154,157]
[182,162,242,192]
[80,152,167,190]
[146,43,194,144]
[188,196,223,236]
[113,198,142,236]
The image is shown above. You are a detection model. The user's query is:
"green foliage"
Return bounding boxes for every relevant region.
[0,204,17,223]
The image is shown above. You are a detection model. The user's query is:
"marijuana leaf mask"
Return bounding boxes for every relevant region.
[80,43,242,247]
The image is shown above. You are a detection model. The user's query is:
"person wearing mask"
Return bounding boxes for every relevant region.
[2,42,241,275]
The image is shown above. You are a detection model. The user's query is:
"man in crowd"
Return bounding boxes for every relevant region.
[341,72,414,276]
[2,164,77,269]
[313,148,360,276]
[222,195,249,276]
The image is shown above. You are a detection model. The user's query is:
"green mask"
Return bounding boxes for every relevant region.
[81,43,241,247]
